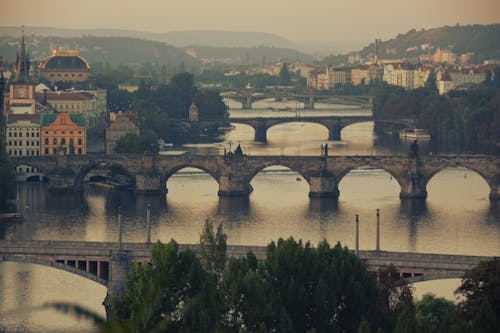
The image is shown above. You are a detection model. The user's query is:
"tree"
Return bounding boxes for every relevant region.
[454,258,500,331]
[112,241,219,332]
[114,133,145,154]
[193,89,229,121]
[415,293,454,333]
[198,220,227,279]
[0,134,15,212]
[279,63,290,86]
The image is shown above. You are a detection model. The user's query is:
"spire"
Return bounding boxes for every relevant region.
[14,26,31,83]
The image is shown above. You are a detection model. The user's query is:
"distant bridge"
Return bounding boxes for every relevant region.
[10,154,500,200]
[0,240,493,317]
[221,88,372,109]
[192,115,378,141]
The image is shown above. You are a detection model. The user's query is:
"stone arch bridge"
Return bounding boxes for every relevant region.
[194,115,375,142]
[0,240,494,318]
[11,154,500,200]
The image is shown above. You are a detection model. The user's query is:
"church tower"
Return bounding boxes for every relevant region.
[9,28,36,114]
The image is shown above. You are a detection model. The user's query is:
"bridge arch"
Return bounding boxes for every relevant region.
[74,161,135,190]
[423,166,493,200]
[0,256,108,286]
[247,163,311,185]
[160,165,220,193]
[336,165,404,190]
[406,272,463,283]
[266,121,330,140]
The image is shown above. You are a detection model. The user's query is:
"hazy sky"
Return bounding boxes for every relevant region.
[2,0,499,43]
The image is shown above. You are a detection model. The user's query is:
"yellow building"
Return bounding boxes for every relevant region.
[6,114,41,156]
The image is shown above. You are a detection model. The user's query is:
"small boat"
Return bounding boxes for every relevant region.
[0,213,24,223]
[217,125,236,131]
[400,128,431,141]
[92,181,115,189]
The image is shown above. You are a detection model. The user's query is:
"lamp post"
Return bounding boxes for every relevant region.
[146,203,151,243]
[355,214,359,256]
[376,209,380,251]
[118,206,123,250]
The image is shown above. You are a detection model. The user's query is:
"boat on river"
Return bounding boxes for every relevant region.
[0,213,24,223]
[400,128,431,141]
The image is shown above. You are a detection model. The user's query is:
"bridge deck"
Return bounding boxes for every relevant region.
[0,240,492,274]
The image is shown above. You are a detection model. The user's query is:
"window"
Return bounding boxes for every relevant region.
[19,132,22,137]
[45,138,49,144]
[53,148,57,154]
[14,132,17,137]
[36,133,39,137]
[8,132,11,137]
[31,132,34,137]
[61,138,66,145]
[36,151,39,156]
[8,141,11,145]
[53,138,57,145]
[69,139,74,145]
[78,148,82,154]
[14,141,17,146]
[78,138,82,145]
[19,142,22,146]
[8,150,11,156]
[36,141,39,146]
[44,148,48,155]
[19,151,22,156]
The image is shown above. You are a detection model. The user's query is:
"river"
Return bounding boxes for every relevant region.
[1,100,499,332]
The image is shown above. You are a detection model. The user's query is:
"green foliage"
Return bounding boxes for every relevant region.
[0,134,15,212]
[114,133,146,154]
[198,220,227,278]
[112,240,219,332]
[415,293,454,333]
[222,238,380,333]
[454,258,500,331]
[373,84,500,152]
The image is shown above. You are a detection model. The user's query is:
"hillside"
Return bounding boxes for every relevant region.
[0,35,197,68]
[183,45,313,65]
[321,24,500,65]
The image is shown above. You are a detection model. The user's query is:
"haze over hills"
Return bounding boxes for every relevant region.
[0,26,364,55]
[321,24,500,65]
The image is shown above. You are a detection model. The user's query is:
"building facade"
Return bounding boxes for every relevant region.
[105,112,139,154]
[39,50,90,83]
[41,113,86,155]
[6,114,41,156]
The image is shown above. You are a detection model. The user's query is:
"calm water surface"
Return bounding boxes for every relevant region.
[1,101,499,332]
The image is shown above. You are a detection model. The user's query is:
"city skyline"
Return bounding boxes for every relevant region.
[1,0,499,44]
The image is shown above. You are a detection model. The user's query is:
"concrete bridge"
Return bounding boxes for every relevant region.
[0,240,494,317]
[221,88,372,109]
[195,115,375,141]
[10,154,500,200]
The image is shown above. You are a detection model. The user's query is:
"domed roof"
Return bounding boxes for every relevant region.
[40,50,90,71]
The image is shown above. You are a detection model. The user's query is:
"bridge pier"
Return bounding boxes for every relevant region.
[48,173,79,193]
[243,96,253,109]
[399,173,427,199]
[490,185,500,200]
[218,176,253,197]
[254,125,268,142]
[135,173,164,194]
[329,122,342,141]
[103,251,132,320]
[304,100,315,110]
[308,176,339,198]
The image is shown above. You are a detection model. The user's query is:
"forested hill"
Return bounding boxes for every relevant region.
[322,24,500,65]
[182,45,313,64]
[0,35,197,69]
